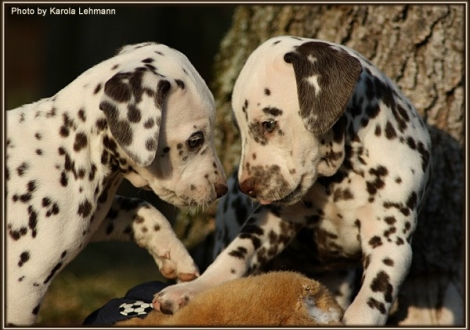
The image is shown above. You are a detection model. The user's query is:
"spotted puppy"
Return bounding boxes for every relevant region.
[153,36,431,325]
[6,42,227,326]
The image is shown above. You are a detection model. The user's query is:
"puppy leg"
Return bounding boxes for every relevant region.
[153,205,304,314]
[6,278,48,326]
[90,196,199,282]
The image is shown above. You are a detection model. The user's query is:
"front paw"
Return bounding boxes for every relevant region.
[154,249,200,282]
[152,281,201,314]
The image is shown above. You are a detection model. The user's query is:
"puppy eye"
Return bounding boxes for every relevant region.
[187,131,204,149]
[262,120,276,133]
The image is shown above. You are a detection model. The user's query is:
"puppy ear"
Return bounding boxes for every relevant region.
[284,41,362,136]
[99,68,171,167]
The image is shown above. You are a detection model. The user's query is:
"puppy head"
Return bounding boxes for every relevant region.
[232,36,361,205]
[100,43,227,208]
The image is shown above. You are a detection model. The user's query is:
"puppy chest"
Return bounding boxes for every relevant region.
[313,215,362,261]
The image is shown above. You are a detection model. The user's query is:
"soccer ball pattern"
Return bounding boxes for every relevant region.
[119,301,153,316]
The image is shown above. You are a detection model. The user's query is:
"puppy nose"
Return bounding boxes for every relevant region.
[239,177,256,198]
[215,183,228,198]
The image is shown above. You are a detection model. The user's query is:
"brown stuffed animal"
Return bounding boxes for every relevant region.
[116,271,343,326]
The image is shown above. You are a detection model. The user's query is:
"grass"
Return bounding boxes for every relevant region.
[36,241,167,326]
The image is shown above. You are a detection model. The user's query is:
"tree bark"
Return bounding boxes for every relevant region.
[180,4,464,285]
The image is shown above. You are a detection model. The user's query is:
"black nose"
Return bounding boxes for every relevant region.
[215,183,228,198]
[239,177,257,198]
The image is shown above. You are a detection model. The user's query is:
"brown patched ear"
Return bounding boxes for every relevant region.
[284,41,362,136]
[99,68,171,167]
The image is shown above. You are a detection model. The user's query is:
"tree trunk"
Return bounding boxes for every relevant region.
[181,5,464,312]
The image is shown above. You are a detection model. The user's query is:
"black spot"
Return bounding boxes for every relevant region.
[35,133,42,140]
[89,164,97,181]
[36,149,43,155]
[17,162,29,176]
[406,136,416,150]
[46,107,57,118]
[59,126,70,137]
[142,57,154,63]
[369,236,382,248]
[43,262,63,284]
[94,84,102,94]
[367,297,386,314]
[396,237,405,245]
[239,233,261,250]
[73,132,88,152]
[383,258,394,266]
[77,200,92,218]
[42,197,51,207]
[175,79,185,89]
[96,118,107,131]
[60,172,68,187]
[146,138,157,151]
[365,103,380,119]
[78,108,86,122]
[32,304,40,315]
[28,206,38,237]
[104,73,132,102]
[384,216,396,225]
[127,104,142,123]
[228,246,248,259]
[264,88,271,96]
[155,80,171,109]
[383,201,410,216]
[18,251,30,267]
[375,125,382,137]
[333,187,354,202]
[111,121,133,146]
[384,121,397,139]
[19,193,32,203]
[370,271,393,303]
[27,180,36,192]
[262,107,283,117]
[144,118,155,129]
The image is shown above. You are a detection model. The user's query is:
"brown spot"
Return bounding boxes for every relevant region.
[367,297,386,314]
[369,236,382,248]
[77,200,92,218]
[384,121,397,139]
[134,215,145,224]
[144,118,155,129]
[370,271,393,303]
[18,251,30,267]
[127,104,142,123]
[17,162,29,176]
[73,132,88,152]
[78,108,87,122]
[384,216,396,225]
[229,246,248,259]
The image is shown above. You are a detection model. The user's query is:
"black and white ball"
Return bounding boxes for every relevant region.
[119,301,153,316]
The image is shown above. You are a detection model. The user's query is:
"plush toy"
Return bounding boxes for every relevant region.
[115,271,344,326]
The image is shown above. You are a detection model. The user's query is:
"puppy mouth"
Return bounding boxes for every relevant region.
[158,187,216,208]
[273,183,304,205]
[259,174,307,206]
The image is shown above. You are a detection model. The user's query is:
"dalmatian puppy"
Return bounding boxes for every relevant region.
[6,42,227,326]
[152,36,431,325]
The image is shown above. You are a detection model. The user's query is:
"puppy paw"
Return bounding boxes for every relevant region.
[152,281,202,314]
[153,248,199,282]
